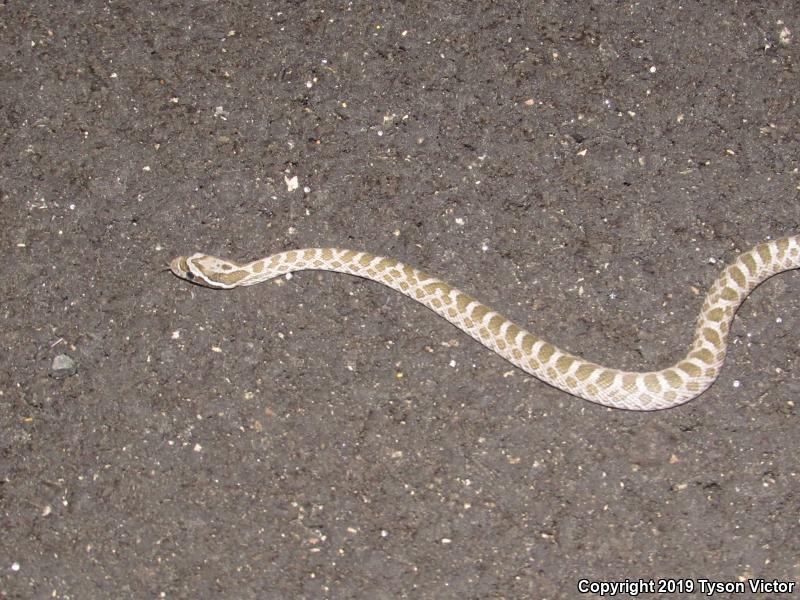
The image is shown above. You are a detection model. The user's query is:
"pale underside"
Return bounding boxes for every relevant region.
[171,236,799,411]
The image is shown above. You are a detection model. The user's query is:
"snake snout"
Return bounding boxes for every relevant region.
[169,256,190,278]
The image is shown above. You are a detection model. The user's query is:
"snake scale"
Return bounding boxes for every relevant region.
[171,235,799,411]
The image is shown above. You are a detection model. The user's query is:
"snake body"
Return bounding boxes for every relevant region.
[171,236,799,411]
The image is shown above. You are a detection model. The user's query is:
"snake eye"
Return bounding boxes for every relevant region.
[186,271,195,281]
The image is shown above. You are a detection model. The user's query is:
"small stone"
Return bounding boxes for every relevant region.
[50,354,77,379]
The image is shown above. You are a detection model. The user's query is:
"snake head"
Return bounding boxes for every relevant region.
[169,254,246,289]
[170,254,212,287]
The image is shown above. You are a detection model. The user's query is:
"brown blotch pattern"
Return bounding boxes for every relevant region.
[677,361,702,377]
[521,334,536,353]
[214,269,250,286]
[741,253,757,275]
[487,315,504,335]
[663,369,683,388]
[702,327,722,348]
[575,363,598,381]
[757,243,772,263]
[644,374,661,393]
[538,343,556,362]
[471,305,490,322]
[597,370,616,388]
[504,323,521,344]
[728,265,746,289]
[622,373,638,393]
[402,265,419,285]
[690,348,714,364]
[423,281,451,296]
[376,258,398,272]
[456,293,473,312]
[555,355,576,373]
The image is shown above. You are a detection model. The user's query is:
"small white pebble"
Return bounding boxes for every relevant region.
[778,26,792,46]
[11,562,20,572]
[449,360,456,367]
[733,380,740,388]
[193,443,202,452]
[171,330,180,340]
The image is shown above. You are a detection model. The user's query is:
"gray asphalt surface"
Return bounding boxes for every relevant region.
[1,2,799,598]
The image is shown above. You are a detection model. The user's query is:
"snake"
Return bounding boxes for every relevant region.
[170,235,799,411]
